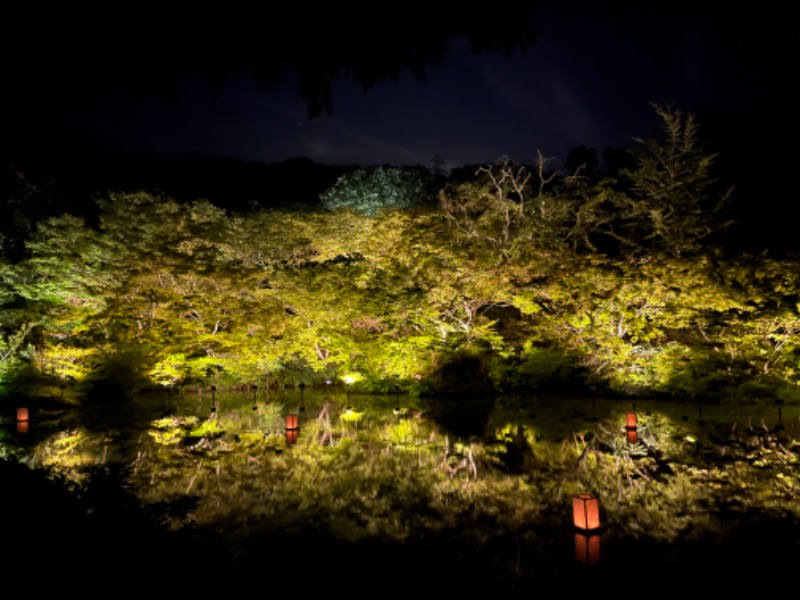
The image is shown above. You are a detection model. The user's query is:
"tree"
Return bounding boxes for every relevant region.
[437,155,572,260]
[564,145,599,183]
[619,103,733,257]
[320,166,437,216]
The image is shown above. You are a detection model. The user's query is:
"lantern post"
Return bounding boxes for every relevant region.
[573,494,601,531]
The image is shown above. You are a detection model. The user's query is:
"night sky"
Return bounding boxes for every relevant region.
[6,2,796,172]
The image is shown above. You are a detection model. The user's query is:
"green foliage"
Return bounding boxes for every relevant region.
[618,102,732,257]
[1,114,797,403]
[515,343,583,391]
[188,418,224,438]
[319,165,437,215]
[79,346,153,400]
[0,323,31,382]
[426,349,496,397]
[555,104,734,259]
[437,157,574,260]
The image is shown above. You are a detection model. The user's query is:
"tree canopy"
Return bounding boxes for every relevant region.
[1,106,797,405]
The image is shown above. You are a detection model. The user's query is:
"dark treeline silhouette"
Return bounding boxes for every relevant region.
[4,2,539,164]
[0,149,358,261]
[3,130,798,264]
[699,102,799,257]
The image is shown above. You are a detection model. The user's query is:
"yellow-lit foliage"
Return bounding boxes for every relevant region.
[189,419,224,438]
[148,354,189,387]
[149,416,201,445]
[37,345,98,381]
[33,430,103,481]
[383,418,416,445]
[3,187,798,401]
[340,409,364,423]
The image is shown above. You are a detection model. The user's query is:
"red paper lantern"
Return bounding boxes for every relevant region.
[626,428,638,444]
[574,531,601,565]
[573,494,601,531]
[285,428,298,445]
[17,407,29,422]
[626,412,637,428]
[285,414,299,430]
[17,420,29,434]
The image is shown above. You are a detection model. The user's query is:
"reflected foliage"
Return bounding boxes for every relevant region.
[3,394,798,593]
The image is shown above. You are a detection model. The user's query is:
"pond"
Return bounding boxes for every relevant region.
[2,388,799,596]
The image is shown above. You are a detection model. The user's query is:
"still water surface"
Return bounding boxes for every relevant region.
[3,389,799,594]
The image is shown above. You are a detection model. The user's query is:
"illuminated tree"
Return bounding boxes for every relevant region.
[2,179,798,403]
[9,213,119,384]
[320,166,437,216]
[619,103,733,257]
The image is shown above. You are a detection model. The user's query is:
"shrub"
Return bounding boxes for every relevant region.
[320,165,437,215]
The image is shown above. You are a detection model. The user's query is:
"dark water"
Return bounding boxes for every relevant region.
[2,389,798,595]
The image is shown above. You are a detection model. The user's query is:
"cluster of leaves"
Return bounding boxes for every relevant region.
[0,105,797,404]
[438,104,733,259]
[320,165,439,215]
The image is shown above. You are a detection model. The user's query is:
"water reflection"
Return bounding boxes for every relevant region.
[2,390,799,593]
[574,531,601,566]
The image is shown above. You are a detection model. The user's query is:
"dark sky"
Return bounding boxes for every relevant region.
[7,1,792,173]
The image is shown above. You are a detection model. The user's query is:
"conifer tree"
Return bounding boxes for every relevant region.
[620,102,732,257]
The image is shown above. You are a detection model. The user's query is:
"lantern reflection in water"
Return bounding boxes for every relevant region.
[574,531,601,565]
[626,427,638,444]
[16,408,29,434]
[285,413,299,445]
[573,494,601,531]
[625,412,638,444]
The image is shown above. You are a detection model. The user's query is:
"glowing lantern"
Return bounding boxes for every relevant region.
[17,420,29,434]
[285,414,299,430]
[574,532,601,565]
[17,407,29,422]
[285,429,298,445]
[573,494,601,531]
